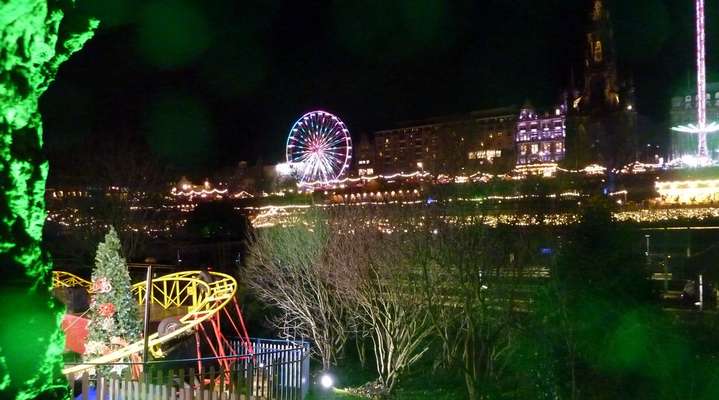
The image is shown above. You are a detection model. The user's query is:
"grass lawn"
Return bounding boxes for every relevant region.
[306,385,465,400]
[306,388,367,399]
[305,352,467,399]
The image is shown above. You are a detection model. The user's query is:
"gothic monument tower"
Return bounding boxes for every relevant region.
[565,0,637,170]
[580,0,620,112]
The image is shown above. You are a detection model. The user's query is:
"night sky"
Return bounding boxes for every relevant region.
[41,0,715,178]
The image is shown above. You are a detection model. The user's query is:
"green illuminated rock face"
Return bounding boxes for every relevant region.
[0,1,96,398]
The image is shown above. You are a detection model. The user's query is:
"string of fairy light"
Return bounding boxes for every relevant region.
[248,202,719,230]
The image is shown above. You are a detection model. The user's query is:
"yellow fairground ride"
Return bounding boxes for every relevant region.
[54,270,250,376]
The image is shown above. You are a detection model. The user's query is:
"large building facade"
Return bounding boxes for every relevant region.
[368,107,518,175]
[515,104,567,169]
[670,82,719,160]
[354,133,377,176]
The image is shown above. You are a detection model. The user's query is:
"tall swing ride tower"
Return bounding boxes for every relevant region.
[672,0,719,164]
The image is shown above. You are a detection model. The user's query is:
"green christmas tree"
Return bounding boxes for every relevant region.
[83,227,142,377]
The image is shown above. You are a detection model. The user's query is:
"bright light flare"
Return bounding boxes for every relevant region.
[275,162,294,177]
[671,122,719,134]
[320,373,334,389]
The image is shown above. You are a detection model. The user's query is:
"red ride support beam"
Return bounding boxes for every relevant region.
[209,314,230,372]
[233,298,254,354]
[195,330,203,376]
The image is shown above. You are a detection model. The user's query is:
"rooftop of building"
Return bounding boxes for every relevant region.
[672,82,719,99]
[375,106,519,134]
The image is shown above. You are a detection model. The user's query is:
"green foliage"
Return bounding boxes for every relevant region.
[83,227,141,377]
[554,199,652,304]
[0,1,96,398]
[534,199,662,399]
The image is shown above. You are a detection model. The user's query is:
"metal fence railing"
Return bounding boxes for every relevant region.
[67,338,311,400]
[231,337,311,399]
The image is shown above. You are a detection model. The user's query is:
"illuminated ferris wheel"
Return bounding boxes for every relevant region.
[286,110,353,184]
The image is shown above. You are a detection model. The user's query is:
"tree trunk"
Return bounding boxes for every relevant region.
[465,371,478,400]
[0,1,96,398]
[463,330,478,400]
[356,337,367,368]
[570,351,579,400]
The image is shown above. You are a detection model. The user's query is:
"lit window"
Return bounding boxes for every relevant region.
[556,142,564,153]
[542,143,551,154]
[594,40,603,62]
[531,144,539,154]
[468,152,476,160]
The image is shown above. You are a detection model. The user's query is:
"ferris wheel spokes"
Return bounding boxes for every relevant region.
[286,110,352,184]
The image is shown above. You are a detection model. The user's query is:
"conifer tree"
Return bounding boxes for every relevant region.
[83,227,142,377]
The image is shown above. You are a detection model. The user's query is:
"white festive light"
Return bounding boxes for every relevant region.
[320,373,334,389]
[297,170,431,189]
[171,188,228,197]
[656,179,719,204]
